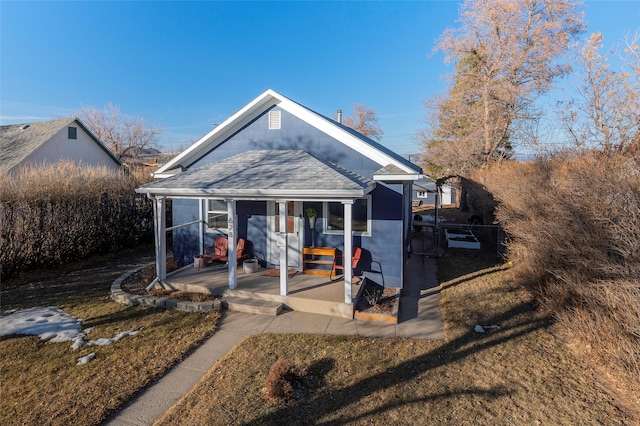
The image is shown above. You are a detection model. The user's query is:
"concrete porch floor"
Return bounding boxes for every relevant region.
[163,263,362,318]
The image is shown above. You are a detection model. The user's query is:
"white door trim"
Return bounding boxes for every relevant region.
[267,201,303,269]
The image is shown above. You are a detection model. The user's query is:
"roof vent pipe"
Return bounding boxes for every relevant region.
[337,109,342,124]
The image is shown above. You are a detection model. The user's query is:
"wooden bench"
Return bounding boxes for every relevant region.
[302,247,336,275]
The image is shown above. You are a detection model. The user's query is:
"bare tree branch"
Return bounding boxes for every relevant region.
[342,104,384,141]
[76,103,162,162]
[560,31,640,155]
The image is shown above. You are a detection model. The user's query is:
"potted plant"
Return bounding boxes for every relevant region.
[305,207,318,246]
[305,207,318,230]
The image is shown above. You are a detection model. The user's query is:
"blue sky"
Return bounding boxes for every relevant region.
[1,1,638,155]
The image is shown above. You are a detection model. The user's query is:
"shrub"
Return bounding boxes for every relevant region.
[475,152,640,393]
[0,161,153,279]
[264,360,307,406]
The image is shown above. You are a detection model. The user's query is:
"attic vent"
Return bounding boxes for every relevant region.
[268,110,281,130]
[20,124,30,130]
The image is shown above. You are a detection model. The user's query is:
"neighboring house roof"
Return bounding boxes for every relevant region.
[137,150,376,200]
[0,117,120,175]
[154,89,422,178]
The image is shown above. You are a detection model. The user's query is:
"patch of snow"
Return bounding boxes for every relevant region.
[72,328,143,349]
[0,306,143,366]
[71,337,86,351]
[474,324,499,333]
[0,306,83,342]
[77,353,96,366]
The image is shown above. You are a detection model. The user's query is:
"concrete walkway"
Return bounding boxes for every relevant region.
[105,250,443,426]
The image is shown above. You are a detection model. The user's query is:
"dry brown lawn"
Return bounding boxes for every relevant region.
[2,244,635,425]
[156,255,634,425]
[0,245,221,426]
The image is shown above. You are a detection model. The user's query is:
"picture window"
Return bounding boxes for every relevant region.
[323,197,371,236]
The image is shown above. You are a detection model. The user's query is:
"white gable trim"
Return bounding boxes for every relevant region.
[157,90,280,174]
[373,173,422,182]
[155,89,419,176]
[274,98,418,174]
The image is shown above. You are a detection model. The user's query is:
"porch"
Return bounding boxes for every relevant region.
[162,263,363,319]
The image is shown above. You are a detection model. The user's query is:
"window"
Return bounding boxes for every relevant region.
[324,197,371,236]
[268,110,281,129]
[207,199,228,231]
[275,201,295,233]
[68,126,77,139]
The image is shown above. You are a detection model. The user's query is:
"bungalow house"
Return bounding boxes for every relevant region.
[136,89,422,306]
[0,117,121,175]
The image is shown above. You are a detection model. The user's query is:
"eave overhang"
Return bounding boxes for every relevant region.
[135,186,375,201]
[372,164,423,183]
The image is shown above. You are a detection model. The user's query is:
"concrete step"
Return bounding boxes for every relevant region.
[223,296,284,316]
[223,288,354,319]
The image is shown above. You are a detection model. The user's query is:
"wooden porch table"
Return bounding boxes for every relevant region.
[302,247,336,275]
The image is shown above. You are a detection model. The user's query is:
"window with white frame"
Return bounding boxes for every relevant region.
[324,197,371,236]
[207,199,228,231]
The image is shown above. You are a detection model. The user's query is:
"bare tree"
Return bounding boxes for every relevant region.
[561,31,640,155]
[342,103,384,141]
[76,103,162,162]
[419,0,585,177]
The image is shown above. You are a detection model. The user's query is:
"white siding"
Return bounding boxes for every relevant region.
[21,125,119,171]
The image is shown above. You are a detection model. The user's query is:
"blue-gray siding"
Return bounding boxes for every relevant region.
[172,106,407,287]
[191,107,389,186]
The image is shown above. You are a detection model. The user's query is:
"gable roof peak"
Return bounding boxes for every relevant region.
[154,90,421,177]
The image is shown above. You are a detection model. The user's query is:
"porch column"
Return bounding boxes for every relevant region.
[278,200,288,296]
[154,196,167,281]
[199,199,206,256]
[226,199,237,289]
[343,200,354,304]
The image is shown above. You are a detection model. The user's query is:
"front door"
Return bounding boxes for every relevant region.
[268,201,303,269]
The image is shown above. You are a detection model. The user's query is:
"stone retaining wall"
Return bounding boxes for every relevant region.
[110,263,223,312]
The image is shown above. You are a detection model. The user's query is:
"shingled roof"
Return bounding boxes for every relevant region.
[137,150,376,200]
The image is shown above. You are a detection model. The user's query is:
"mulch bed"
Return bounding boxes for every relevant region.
[355,281,399,315]
[121,264,219,302]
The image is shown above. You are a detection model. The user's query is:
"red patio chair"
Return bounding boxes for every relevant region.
[330,247,385,287]
[220,237,251,265]
[330,247,363,281]
[198,236,228,270]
